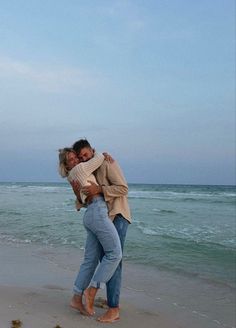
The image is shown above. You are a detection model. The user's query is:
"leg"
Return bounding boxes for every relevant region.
[84,198,122,315]
[71,226,101,315]
[73,227,100,295]
[98,214,129,323]
[88,202,122,288]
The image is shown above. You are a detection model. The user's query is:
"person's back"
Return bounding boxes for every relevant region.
[95,160,131,222]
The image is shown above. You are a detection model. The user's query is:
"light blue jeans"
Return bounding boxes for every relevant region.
[73,196,122,294]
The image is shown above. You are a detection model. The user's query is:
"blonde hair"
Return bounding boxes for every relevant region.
[58,147,75,178]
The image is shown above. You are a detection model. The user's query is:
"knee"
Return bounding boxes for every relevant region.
[110,248,122,263]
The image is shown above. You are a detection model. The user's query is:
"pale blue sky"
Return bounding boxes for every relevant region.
[0,0,235,184]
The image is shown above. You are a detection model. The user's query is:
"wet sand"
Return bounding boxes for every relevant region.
[0,243,235,328]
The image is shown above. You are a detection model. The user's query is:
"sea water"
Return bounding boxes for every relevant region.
[0,182,235,288]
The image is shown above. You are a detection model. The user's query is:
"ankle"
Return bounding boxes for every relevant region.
[109,307,119,313]
[88,287,98,299]
[72,294,82,301]
[108,306,119,310]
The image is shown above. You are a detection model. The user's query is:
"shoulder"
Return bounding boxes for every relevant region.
[100,160,119,168]
[100,160,123,175]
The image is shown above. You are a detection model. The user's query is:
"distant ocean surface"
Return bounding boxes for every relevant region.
[0,182,235,288]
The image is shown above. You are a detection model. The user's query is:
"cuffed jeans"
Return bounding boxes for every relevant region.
[101,214,129,308]
[106,214,130,308]
[73,196,122,295]
[92,214,129,307]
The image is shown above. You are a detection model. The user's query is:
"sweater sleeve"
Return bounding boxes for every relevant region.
[101,161,128,202]
[69,152,104,185]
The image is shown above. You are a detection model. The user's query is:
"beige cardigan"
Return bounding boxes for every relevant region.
[76,160,131,223]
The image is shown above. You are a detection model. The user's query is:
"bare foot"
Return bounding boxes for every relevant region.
[70,294,89,315]
[83,288,89,306]
[97,308,120,323]
[84,287,97,315]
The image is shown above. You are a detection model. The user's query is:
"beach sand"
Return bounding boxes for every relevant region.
[0,243,235,328]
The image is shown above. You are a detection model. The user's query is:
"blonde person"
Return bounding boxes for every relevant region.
[58,148,122,316]
[72,139,131,323]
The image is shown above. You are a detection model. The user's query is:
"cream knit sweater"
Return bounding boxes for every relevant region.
[68,152,104,204]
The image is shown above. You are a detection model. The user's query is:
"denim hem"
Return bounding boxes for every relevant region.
[73,286,83,295]
[90,281,106,289]
[107,304,119,308]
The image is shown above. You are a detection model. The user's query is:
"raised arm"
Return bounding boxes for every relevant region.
[69,152,104,185]
[79,152,105,177]
[81,160,128,201]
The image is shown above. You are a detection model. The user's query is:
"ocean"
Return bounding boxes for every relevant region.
[0,182,235,288]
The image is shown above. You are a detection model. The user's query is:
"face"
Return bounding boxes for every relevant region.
[66,152,80,170]
[78,147,94,162]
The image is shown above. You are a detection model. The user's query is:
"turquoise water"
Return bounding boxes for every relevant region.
[0,182,235,287]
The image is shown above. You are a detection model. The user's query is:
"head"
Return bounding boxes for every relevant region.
[72,139,94,162]
[58,148,80,177]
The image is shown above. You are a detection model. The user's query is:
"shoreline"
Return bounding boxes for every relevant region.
[0,242,235,328]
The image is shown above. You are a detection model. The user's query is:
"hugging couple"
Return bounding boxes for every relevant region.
[58,138,131,323]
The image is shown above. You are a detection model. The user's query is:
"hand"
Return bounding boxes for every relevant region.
[103,152,114,163]
[81,181,102,197]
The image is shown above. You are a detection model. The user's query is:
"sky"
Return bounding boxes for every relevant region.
[0,0,235,185]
